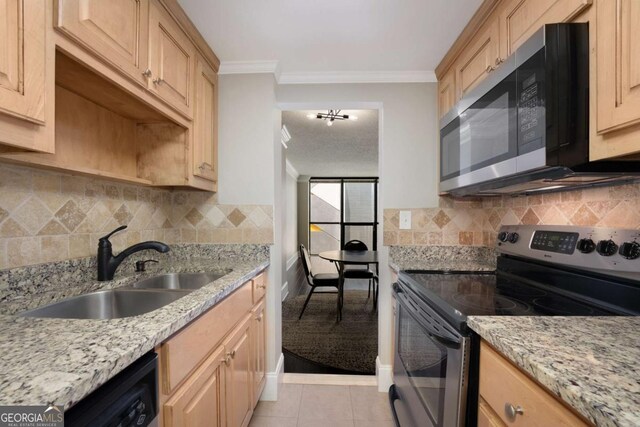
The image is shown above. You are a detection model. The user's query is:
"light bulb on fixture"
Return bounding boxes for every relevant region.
[327,120,333,127]
[306,113,316,119]
[349,115,358,121]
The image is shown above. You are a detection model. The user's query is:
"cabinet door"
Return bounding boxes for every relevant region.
[192,55,217,182]
[0,0,45,124]
[498,0,591,61]
[478,397,506,427]
[597,0,640,134]
[148,0,194,118]
[224,315,254,427]
[164,345,225,427]
[438,68,456,118]
[454,17,500,99]
[55,0,149,86]
[251,299,266,406]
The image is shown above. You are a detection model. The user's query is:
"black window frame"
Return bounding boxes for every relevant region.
[308,177,379,255]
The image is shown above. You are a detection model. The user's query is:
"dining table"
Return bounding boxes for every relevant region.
[318,250,379,321]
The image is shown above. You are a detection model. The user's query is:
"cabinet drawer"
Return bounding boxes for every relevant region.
[479,341,589,426]
[252,272,266,304]
[160,280,252,394]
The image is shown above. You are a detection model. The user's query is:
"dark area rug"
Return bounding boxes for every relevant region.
[282,290,378,375]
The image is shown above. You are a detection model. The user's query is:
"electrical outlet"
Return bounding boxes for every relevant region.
[399,211,412,230]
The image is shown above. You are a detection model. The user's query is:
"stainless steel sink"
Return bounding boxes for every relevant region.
[132,271,231,290]
[20,289,189,319]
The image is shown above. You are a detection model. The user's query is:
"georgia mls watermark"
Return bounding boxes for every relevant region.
[0,404,63,427]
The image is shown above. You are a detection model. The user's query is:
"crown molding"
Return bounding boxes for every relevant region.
[278,70,437,85]
[218,60,280,76]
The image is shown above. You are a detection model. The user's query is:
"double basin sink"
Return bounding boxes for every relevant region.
[21,271,231,320]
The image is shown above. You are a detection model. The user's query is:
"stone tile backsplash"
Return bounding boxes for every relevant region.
[0,163,273,269]
[384,183,640,247]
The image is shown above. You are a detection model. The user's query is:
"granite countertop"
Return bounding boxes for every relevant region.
[0,256,269,410]
[468,316,640,427]
[388,245,496,272]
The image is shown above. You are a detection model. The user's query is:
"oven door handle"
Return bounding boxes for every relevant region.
[396,290,462,349]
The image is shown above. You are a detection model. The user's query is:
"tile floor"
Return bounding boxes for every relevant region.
[249,383,394,427]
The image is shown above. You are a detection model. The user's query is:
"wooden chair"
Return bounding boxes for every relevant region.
[298,244,341,320]
[343,240,378,309]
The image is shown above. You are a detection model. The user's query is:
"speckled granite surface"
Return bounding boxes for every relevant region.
[388,245,496,272]
[0,244,269,410]
[468,316,640,427]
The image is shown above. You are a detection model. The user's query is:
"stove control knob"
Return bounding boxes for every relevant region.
[576,238,595,254]
[619,242,640,260]
[498,232,509,242]
[596,239,618,257]
[507,232,519,243]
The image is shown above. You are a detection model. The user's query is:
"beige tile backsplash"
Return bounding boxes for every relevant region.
[384,183,640,247]
[0,163,273,269]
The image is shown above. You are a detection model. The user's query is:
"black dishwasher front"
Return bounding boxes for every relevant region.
[64,352,158,427]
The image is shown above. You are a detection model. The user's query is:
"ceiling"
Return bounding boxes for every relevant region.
[282,110,378,177]
[178,0,483,82]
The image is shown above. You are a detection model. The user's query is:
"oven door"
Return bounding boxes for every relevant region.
[391,283,468,427]
[439,66,519,193]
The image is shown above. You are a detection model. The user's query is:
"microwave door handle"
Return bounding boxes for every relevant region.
[396,292,461,349]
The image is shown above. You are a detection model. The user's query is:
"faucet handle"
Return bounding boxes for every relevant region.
[135,259,158,272]
[100,225,127,242]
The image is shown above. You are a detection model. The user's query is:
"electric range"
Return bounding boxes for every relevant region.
[389,224,640,427]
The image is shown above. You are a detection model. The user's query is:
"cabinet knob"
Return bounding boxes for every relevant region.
[504,403,524,420]
[257,284,266,289]
[230,350,236,359]
[222,354,231,366]
[495,57,504,66]
[152,77,164,85]
[142,68,152,78]
[256,316,262,322]
[486,65,493,73]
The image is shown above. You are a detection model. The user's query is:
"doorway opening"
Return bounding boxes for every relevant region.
[281,109,379,375]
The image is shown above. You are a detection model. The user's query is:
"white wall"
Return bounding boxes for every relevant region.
[218,74,278,205]
[284,163,299,262]
[277,82,439,390]
[218,73,283,400]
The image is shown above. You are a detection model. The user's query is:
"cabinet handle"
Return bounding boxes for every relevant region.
[486,65,493,73]
[222,354,231,366]
[142,68,152,78]
[504,403,524,420]
[152,77,164,85]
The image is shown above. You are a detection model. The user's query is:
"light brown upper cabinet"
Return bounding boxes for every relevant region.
[498,0,591,60]
[148,0,194,119]
[438,68,457,118]
[55,0,150,87]
[193,55,218,183]
[0,0,46,125]
[454,17,500,99]
[596,0,640,134]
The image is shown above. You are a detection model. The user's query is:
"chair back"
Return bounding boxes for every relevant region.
[344,240,368,251]
[299,244,314,280]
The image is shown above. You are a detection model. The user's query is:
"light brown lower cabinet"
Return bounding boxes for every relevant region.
[159,272,268,427]
[163,345,225,427]
[479,340,592,426]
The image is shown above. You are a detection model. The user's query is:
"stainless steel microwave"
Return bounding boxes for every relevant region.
[439,23,640,197]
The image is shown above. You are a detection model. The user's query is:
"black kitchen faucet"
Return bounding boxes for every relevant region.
[97,225,170,281]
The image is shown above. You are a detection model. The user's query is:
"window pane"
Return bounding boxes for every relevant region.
[344,225,374,250]
[310,182,341,222]
[310,223,341,254]
[343,182,374,223]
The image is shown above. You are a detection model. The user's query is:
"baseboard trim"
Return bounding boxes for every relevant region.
[260,353,284,401]
[283,373,377,386]
[376,357,394,393]
[281,281,289,301]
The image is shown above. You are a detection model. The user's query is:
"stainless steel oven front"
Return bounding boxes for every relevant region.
[390,282,469,427]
